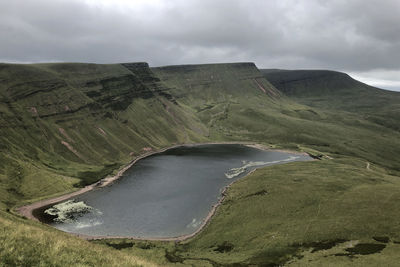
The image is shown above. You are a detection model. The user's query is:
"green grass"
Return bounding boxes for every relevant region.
[93,157,400,266]
[0,210,155,267]
[0,62,206,208]
[262,69,400,131]
[0,62,399,266]
[179,158,400,265]
[154,64,400,173]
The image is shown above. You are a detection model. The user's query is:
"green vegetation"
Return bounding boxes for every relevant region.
[95,158,400,266]
[154,64,400,172]
[180,158,400,265]
[0,210,155,266]
[262,69,400,132]
[0,62,206,209]
[0,62,399,266]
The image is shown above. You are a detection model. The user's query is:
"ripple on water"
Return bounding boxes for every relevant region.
[41,144,311,238]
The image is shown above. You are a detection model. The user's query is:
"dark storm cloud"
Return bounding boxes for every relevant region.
[0,0,399,90]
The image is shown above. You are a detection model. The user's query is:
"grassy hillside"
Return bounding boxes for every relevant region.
[148,64,400,265]
[0,210,155,266]
[154,64,400,173]
[0,62,207,209]
[0,62,399,266]
[262,69,400,132]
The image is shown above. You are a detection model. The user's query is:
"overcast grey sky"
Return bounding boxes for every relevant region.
[1,0,399,91]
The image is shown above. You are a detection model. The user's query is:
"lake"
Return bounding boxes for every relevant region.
[37,144,311,238]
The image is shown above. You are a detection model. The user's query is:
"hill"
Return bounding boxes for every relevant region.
[0,62,399,266]
[0,62,207,209]
[262,69,400,131]
[154,64,400,172]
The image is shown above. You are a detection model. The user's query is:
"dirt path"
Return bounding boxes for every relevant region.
[15,145,182,221]
[246,143,309,156]
[17,186,94,221]
[15,142,309,242]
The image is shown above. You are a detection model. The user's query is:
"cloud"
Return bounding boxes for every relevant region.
[350,70,400,92]
[0,0,399,90]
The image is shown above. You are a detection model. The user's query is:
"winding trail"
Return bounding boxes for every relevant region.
[366,162,371,170]
[15,142,310,242]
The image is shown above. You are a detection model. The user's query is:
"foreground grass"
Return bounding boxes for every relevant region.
[0,210,157,266]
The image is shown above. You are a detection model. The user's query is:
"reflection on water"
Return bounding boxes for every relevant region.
[40,144,311,238]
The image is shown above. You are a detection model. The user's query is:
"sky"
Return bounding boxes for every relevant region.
[0,0,399,91]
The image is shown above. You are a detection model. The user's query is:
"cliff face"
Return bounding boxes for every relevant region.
[0,62,206,205]
[153,62,281,99]
[152,63,290,142]
[0,63,154,120]
[122,62,177,104]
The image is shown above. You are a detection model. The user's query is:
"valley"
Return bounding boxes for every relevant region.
[1,62,400,266]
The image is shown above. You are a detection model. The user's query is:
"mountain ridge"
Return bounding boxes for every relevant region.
[1,61,400,266]
[261,68,400,132]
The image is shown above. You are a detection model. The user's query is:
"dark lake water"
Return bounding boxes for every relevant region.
[39,144,311,238]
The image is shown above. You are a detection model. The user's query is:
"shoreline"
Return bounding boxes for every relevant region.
[78,167,259,242]
[15,141,309,241]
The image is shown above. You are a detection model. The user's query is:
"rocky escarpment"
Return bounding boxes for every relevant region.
[153,62,281,99]
[0,64,87,120]
[122,62,177,104]
[151,62,284,141]
[83,73,155,111]
[0,62,206,204]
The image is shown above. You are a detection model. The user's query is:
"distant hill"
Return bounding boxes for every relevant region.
[262,69,400,131]
[261,68,400,110]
